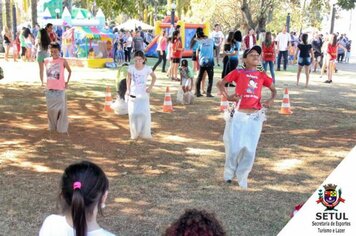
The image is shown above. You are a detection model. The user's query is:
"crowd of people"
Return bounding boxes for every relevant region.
[1,23,62,62]
[110,23,353,96]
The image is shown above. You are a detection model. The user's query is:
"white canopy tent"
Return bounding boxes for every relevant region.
[116,19,154,31]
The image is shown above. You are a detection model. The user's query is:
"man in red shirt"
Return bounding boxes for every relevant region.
[45,23,58,42]
[217,45,276,189]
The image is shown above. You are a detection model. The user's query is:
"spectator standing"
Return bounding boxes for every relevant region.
[210,24,224,66]
[221,32,237,80]
[46,23,58,42]
[262,32,276,83]
[32,23,40,38]
[311,32,323,72]
[196,30,215,97]
[112,28,119,62]
[124,31,133,62]
[171,30,183,81]
[36,28,51,85]
[295,33,314,87]
[152,30,168,72]
[324,34,346,83]
[345,40,351,63]
[275,26,291,71]
[132,29,144,53]
[243,28,256,50]
[2,27,12,61]
[190,31,200,73]
[337,34,348,63]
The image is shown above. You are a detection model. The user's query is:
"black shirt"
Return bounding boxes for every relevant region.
[3,34,11,44]
[298,44,312,58]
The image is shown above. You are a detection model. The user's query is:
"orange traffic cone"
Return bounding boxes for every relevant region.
[103,85,113,112]
[163,86,174,112]
[279,88,293,115]
[220,95,228,111]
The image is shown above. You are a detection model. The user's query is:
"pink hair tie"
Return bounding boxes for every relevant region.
[73,181,82,190]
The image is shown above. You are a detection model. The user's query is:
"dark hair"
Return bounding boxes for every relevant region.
[214,24,220,28]
[49,42,61,51]
[133,50,146,64]
[45,23,53,29]
[331,33,337,47]
[196,28,206,39]
[22,28,31,38]
[60,161,109,236]
[189,34,197,49]
[302,33,308,45]
[264,32,272,47]
[181,59,188,67]
[234,30,242,42]
[173,30,180,40]
[118,79,127,100]
[39,28,51,51]
[226,31,235,44]
[164,209,226,236]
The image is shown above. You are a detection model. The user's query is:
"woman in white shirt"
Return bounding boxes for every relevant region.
[124,31,133,62]
[126,51,157,139]
[39,161,115,236]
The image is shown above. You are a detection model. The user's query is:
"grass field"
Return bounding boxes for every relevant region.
[0,58,355,235]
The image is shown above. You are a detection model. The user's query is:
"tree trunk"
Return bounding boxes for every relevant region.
[177,0,182,19]
[31,0,37,28]
[5,0,12,29]
[240,0,256,30]
[0,0,3,33]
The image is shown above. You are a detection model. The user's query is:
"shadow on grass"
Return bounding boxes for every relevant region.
[0,71,355,235]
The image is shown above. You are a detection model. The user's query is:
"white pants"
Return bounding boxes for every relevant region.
[46,90,68,133]
[223,108,266,188]
[128,94,152,139]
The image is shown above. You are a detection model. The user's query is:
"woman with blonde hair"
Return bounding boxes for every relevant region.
[2,27,12,61]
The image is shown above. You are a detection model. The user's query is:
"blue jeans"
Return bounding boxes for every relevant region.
[277,50,288,70]
[262,61,275,84]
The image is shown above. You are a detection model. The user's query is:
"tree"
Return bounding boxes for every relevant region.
[0,0,3,34]
[337,0,356,9]
[5,0,11,29]
[240,0,275,33]
[31,0,37,28]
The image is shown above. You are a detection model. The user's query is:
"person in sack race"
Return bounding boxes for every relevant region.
[216,45,276,189]
[178,59,194,104]
[111,62,130,115]
[43,42,72,133]
[126,51,157,139]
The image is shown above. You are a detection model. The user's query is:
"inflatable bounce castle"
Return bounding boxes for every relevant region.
[145,16,209,58]
[37,0,114,68]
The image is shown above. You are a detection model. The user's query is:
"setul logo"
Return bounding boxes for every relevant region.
[316,184,345,211]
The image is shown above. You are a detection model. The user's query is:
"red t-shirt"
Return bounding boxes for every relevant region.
[327,43,338,60]
[262,42,275,61]
[171,39,183,58]
[224,69,273,110]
